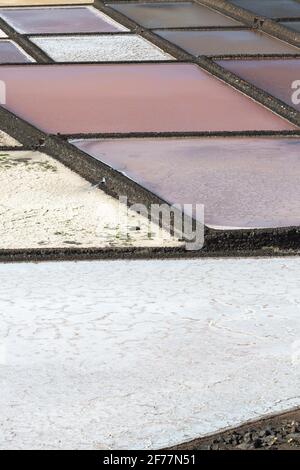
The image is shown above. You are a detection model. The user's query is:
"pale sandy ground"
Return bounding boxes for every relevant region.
[1,258,300,449]
[31,35,173,62]
[0,131,21,146]
[0,150,181,248]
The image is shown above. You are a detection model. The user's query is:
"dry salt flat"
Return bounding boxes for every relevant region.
[0,130,21,146]
[30,35,173,62]
[0,150,180,248]
[1,257,300,450]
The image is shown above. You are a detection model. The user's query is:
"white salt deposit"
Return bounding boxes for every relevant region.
[1,258,300,449]
[0,150,181,248]
[30,34,174,62]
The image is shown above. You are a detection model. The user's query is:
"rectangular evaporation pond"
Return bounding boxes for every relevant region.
[72,137,300,229]
[109,1,243,28]
[156,30,300,56]
[0,6,127,34]
[0,64,295,134]
[0,40,34,63]
[230,0,300,18]
[218,59,300,110]
[30,35,172,62]
[280,21,300,33]
[0,1,93,5]
[0,150,180,249]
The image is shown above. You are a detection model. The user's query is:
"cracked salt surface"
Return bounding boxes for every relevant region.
[1,258,300,449]
[0,150,181,249]
[30,35,173,62]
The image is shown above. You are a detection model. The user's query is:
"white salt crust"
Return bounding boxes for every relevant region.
[30,34,174,62]
[1,257,300,449]
[0,150,181,248]
[0,130,21,146]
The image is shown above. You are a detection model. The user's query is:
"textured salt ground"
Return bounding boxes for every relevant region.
[0,6,127,34]
[0,151,181,249]
[1,258,300,450]
[0,29,7,38]
[30,35,173,62]
[0,130,20,146]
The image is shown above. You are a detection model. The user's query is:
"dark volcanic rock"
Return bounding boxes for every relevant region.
[167,413,300,451]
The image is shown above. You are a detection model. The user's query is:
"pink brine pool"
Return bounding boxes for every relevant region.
[73,137,300,229]
[0,6,125,33]
[218,59,300,110]
[0,64,295,134]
